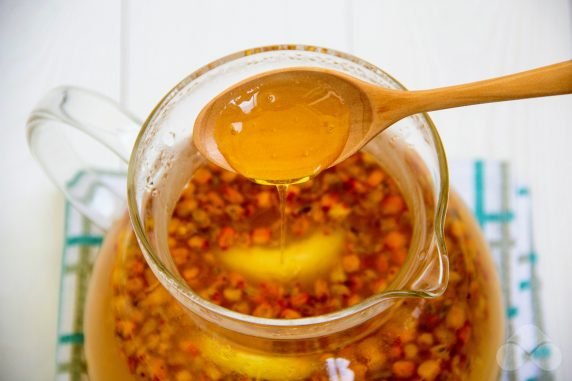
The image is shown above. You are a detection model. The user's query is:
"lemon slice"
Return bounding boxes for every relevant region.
[217,230,343,284]
[199,334,317,380]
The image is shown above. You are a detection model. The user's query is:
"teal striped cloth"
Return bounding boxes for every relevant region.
[55,161,554,381]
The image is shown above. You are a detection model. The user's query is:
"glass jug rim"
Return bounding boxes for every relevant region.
[126,44,450,328]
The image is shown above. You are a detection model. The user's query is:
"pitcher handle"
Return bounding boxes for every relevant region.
[27,86,141,231]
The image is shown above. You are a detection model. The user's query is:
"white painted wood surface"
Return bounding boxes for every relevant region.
[1,1,570,379]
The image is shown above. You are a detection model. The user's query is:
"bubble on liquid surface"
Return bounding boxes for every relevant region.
[324,122,334,133]
[267,94,276,103]
[230,122,243,135]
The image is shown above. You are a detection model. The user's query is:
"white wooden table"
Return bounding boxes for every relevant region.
[1,1,571,379]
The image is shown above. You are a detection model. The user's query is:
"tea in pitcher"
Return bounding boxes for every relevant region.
[99,151,502,380]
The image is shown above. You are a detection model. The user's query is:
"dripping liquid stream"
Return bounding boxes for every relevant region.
[276,184,288,264]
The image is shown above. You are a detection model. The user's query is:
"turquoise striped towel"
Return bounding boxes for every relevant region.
[55,160,554,381]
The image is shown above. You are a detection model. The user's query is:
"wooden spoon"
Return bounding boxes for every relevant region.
[193,60,572,172]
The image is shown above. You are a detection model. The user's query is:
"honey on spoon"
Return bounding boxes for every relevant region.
[193,61,572,185]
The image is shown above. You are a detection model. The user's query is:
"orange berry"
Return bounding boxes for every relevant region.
[392,360,416,378]
[187,235,207,250]
[290,292,310,308]
[253,303,275,318]
[192,167,212,184]
[366,169,385,187]
[418,360,441,380]
[251,227,272,245]
[256,191,273,208]
[281,308,302,319]
[342,254,361,273]
[446,305,466,330]
[218,227,236,250]
[223,288,243,302]
[384,231,407,249]
[182,266,200,281]
[382,195,405,215]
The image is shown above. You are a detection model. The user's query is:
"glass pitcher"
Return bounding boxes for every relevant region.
[28,45,504,380]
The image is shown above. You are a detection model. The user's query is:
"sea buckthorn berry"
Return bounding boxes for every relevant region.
[175,199,197,217]
[366,169,385,187]
[225,204,245,220]
[220,171,237,183]
[384,231,407,249]
[191,209,211,228]
[182,266,199,282]
[171,248,189,265]
[290,292,310,308]
[418,360,441,380]
[223,288,242,302]
[116,320,136,338]
[187,235,207,250]
[392,360,416,378]
[223,186,244,204]
[253,303,275,318]
[256,191,273,208]
[281,309,302,319]
[206,191,225,208]
[251,227,272,245]
[329,266,348,283]
[328,203,351,220]
[446,305,466,330]
[404,343,419,359]
[342,254,361,273]
[347,294,362,306]
[217,227,236,250]
[192,167,212,184]
[381,195,405,215]
[234,301,251,315]
[417,332,435,348]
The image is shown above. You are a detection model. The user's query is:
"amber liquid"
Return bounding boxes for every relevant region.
[85,181,504,381]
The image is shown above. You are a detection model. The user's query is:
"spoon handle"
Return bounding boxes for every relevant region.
[404,60,572,114]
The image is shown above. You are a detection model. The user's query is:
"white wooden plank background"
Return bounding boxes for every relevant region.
[1,1,571,380]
